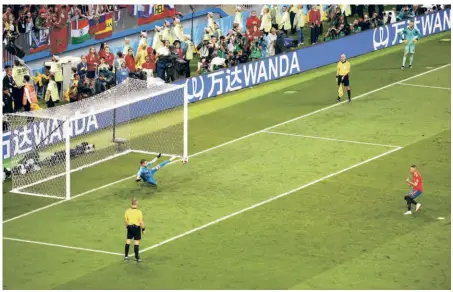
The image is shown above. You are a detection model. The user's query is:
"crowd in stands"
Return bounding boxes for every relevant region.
[3,4,450,116]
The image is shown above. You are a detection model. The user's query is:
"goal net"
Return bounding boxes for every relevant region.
[6,78,187,200]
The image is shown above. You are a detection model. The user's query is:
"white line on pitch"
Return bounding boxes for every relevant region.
[4,63,450,224]
[3,237,122,256]
[140,146,403,254]
[263,131,402,148]
[396,83,451,90]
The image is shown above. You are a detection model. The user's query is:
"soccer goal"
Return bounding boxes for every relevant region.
[6,78,187,200]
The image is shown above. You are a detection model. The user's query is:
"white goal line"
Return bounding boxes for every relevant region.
[3,63,450,225]
[263,131,402,148]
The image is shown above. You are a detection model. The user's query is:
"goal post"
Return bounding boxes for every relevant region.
[6,78,188,200]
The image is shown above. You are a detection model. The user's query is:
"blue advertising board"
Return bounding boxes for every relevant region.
[3,10,450,160]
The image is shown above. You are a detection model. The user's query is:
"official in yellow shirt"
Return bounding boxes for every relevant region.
[336,54,351,103]
[124,198,144,262]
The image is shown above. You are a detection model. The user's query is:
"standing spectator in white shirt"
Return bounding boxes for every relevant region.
[267,27,277,56]
[280,6,291,35]
[294,5,306,46]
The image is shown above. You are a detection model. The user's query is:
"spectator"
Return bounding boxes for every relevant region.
[50,55,63,99]
[68,73,80,103]
[114,51,125,72]
[156,39,171,81]
[97,56,109,73]
[173,17,184,41]
[260,7,272,35]
[309,5,321,44]
[267,27,277,56]
[294,4,305,46]
[45,74,59,108]
[234,6,243,31]
[271,5,281,30]
[173,40,183,58]
[162,21,174,45]
[152,26,163,52]
[141,55,155,77]
[24,11,34,45]
[124,47,136,72]
[135,42,148,69]
[249,37,261,61]
[289,5,298,34]
[260,34,268,58]
[146,46,156,69]
[183,35,194,78]
[226,50,237,67]
[331,6,343,28]
[213,22,222,39]
[94,73,107,94]
[116,61,129,84]
[102,46,115,68]
[86,46,99,86]
[207,12,216,36]
[3,65,14,113]
[12,59,28,112]
[122,38,132,56]
[77,55,88,81]
[22,75,37,111]
[137,30,148,55]
[246,10,261,33]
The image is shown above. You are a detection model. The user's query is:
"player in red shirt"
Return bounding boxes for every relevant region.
[403,165,423,215]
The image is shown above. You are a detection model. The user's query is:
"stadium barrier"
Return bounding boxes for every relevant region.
[2,9,450,160]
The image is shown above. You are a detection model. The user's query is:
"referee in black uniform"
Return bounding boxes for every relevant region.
[336,54,352,103]
[124,198,145,262]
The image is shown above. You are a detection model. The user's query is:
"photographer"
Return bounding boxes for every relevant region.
[359,15,371,31]
[324,26,338,41]
[78,76,94,99]
[351,19,361,34]
[370,12,383,28]
[197,36,210,61]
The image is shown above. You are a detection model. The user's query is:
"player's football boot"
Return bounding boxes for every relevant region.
[135,258,142,262]
[409,65,412,69]
[404,210,412,215]
[124,256,129,261]
[401,66,405,70]
[415,203,422,212]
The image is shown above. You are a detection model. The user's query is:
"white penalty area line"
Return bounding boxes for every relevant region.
[4,63,450,226]
[396,83,451,90]
[263,131,401,148]
[140,146,402,254]
[3,237,123,256]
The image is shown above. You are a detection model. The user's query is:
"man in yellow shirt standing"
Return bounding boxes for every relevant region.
[124,198,145,262]
[336,54,351,103]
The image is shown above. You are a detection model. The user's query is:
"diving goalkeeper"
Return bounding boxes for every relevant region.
[135,153,174,186]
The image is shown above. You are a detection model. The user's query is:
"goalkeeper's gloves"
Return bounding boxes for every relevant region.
[157,153,162,159]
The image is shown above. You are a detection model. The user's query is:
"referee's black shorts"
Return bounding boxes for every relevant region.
[337,75,350,87]
[126,225,141,240]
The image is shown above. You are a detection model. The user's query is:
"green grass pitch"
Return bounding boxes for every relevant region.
[2,31,451,289]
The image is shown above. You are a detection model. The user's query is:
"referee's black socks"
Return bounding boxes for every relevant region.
[347,89,351,101]
[125,243,130,257]
[134,245,140,259]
